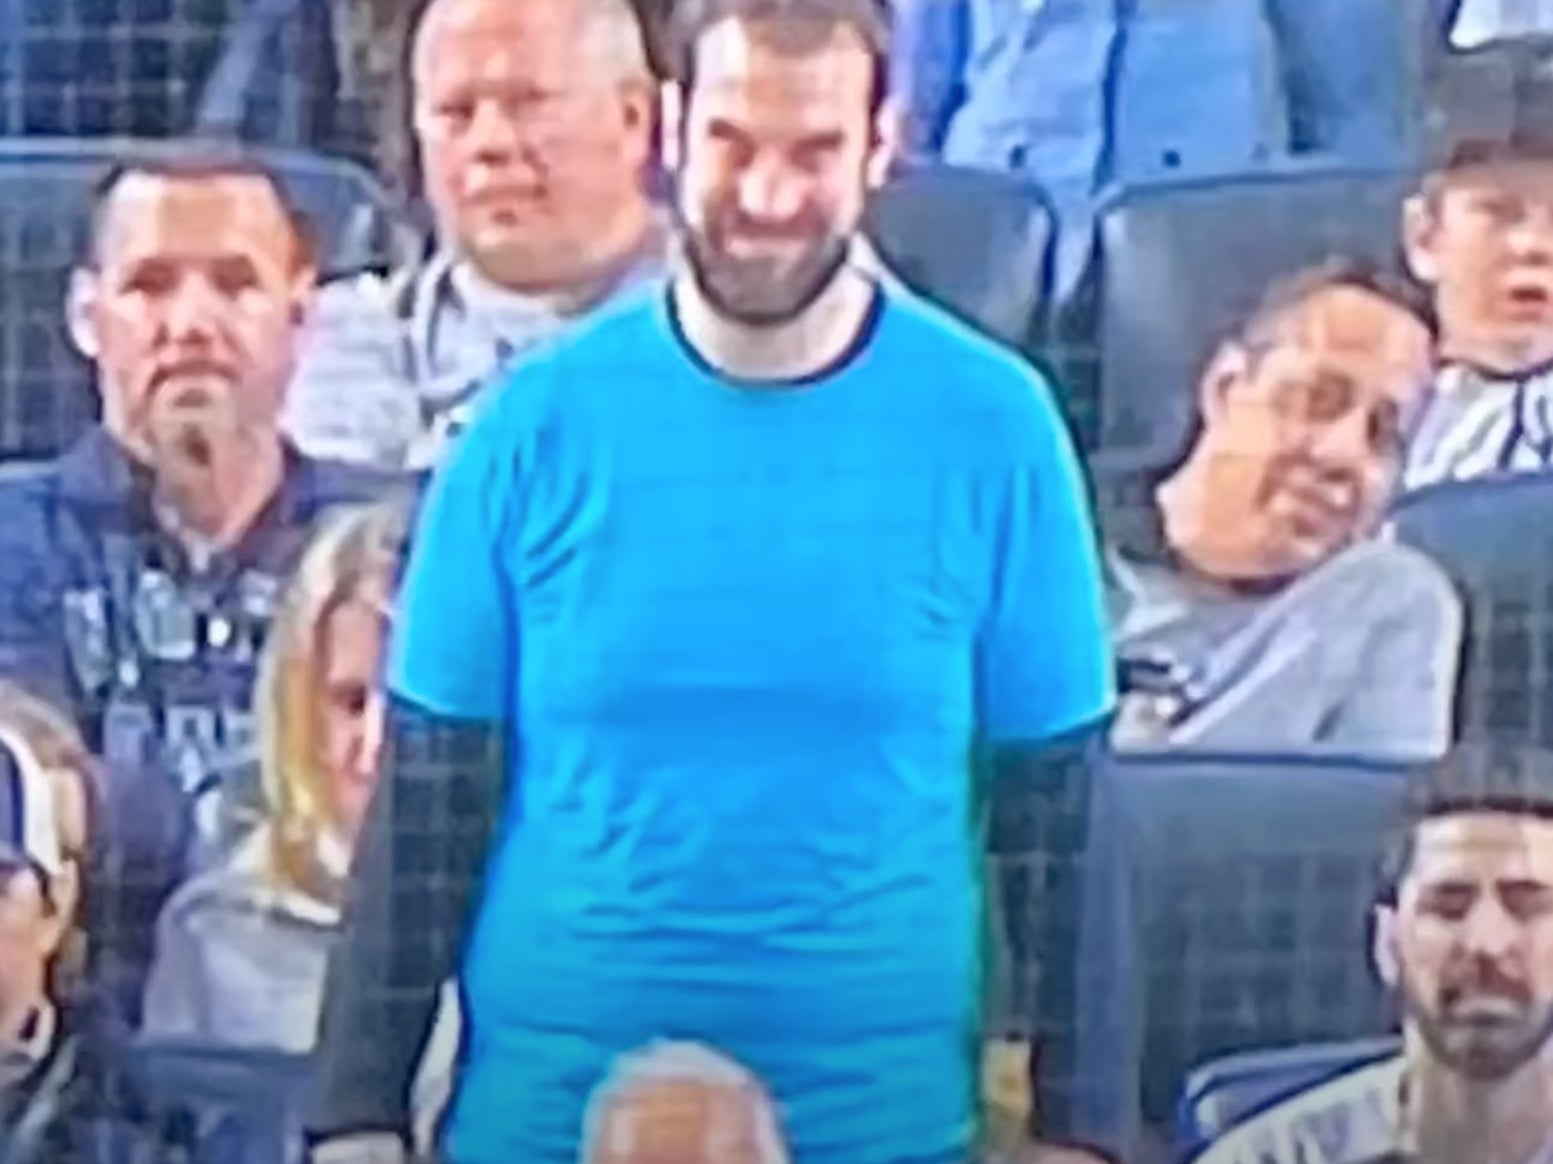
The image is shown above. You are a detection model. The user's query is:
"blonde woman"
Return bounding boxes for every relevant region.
[141,503,406,1051]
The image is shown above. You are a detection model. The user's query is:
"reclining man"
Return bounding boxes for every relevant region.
[1105,258,1460,757]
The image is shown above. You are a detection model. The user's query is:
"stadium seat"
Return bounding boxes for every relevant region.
[1177,1035,1401,1158]
[864,162,1053,350]
[1086,751,1409,1143]
[1092,166,1413,457]
[1393,475,1553,746]
[0,138,410,459]
[127,1039,314,1164]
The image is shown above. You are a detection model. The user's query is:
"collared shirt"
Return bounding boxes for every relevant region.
[1404,363,1553,493]
[1106,500,1461,758]
[282,227,666,472]
[0,426,404,1031]
[0,1005,57,1095]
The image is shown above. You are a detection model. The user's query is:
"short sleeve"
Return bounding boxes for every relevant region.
[387,397,520,721]
[976,371,1115,743]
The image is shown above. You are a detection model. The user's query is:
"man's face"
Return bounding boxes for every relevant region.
[1195,286,1433,578]
[1379,813,1553,1081]
[77,171,312,467]
[670,17,891,325]
[1406,159,1553,374]
[413,0,654,291]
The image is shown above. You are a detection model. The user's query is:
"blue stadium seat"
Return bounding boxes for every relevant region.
[0,138,409,458]
[1394,475,1553,746]
[127,1039,314,1164]
[1084,751,1409,1146]
[864,162,1053,349]
[1177,1035,1401,1158]
[1093,166,1413,457]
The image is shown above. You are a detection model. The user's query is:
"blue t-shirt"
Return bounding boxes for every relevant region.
[388,283,1114,1164]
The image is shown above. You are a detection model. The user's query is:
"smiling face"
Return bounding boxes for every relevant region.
[668,13,894,325]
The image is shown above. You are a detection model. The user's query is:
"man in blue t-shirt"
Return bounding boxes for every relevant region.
[306,0,1115,1161]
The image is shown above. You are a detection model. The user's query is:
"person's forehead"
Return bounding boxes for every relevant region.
[1409,812,1553,885]
[1437,156,1553,201]
[415,0,589,84]
[1272,287,1430,375]
[690,18,874,124]
[97,171,296,267]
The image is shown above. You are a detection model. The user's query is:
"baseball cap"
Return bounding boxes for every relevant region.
[0,727,62,879]
[1425,38,1553,172]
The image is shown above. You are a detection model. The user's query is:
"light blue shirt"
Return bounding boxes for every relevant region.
[388,281,1114,1164]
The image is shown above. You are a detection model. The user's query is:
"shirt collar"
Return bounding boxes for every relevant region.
[0,1004,56,1090]
[55,426,319,552]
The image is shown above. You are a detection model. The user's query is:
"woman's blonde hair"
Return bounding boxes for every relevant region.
[256,501,410,904]
[0,680,97,995]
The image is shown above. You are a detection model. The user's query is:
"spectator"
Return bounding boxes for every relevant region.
[140,502,404,1051]
[892,0,1288,288]
[1198,744,1553,1164]
[1403,49,1553,491]
[281,0,664,471]
[0,144,400,1031]
[0,681,193,1164]
[1106,258,1460,757]
[580,1042,791,1164]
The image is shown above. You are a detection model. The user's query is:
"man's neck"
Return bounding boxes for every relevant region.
[153,433,286,558]
[465,202,657,318]
[1154,455,1271,587]
[671,262,878,383]
[1406,1050,1553,1164]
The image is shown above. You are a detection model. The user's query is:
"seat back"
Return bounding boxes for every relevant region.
[0,138,408,459]
[864,162,1053,349]
[1094,167,1412,456]
[1110,0,1289,186]
[1098,752,1407,1128]
[1394,475,1553,745]
[128,1039,314,1164]
[1178,1035,1401,1156]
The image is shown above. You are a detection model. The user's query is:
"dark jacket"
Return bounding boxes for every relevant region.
[0,427,409,1033]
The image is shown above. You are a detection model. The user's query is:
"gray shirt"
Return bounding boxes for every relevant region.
[282,238,665,472]
[1109,537,1461,758]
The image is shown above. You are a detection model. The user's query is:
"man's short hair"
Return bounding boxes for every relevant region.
[662,0,892,110]
[1235,256,1433,357]
[81,140,316,270]
[580,1040,789,1164]
[1378,744,1553,904]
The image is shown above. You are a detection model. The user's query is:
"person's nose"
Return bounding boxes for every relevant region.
[466,97,523,161]
[735,157,806,224]
[160,274,222,345]
[1506,202,1553,266]
[1460,895,1522,962]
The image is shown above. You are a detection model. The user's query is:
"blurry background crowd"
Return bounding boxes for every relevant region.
[5,0,1553,1162]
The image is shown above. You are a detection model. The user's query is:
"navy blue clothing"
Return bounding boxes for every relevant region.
[0,426,404,1031]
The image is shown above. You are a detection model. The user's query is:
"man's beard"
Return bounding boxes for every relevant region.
[1403,965,1553,1081]
[679,220,852,328]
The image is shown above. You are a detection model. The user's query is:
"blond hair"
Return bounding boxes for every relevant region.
[256,501,409,904]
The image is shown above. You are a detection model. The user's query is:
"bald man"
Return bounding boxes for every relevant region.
[283,0,666,470]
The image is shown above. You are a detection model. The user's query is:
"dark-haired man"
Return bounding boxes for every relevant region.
[1107,259,1460,757]
[1198,745,1553,1164]
[307,0,1113,1161]
[0,150,400,1031]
